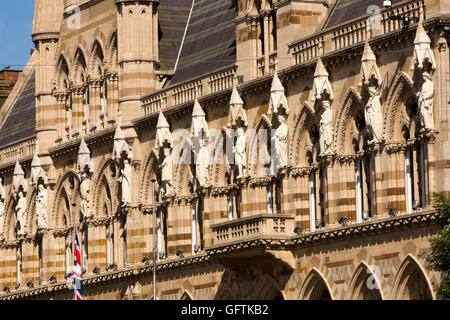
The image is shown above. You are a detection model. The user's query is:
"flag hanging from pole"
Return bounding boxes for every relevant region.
[73,223,83,300]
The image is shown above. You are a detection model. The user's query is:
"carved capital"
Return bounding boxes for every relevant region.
[289,166,313,178]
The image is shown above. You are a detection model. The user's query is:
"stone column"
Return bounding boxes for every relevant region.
[263,11,270,75]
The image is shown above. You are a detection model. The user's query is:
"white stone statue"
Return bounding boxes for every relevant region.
[365,86,384,143]
[15,191,27,236]
[36,183,48,229]
[272,114,288,173]
[160,147,174,197]
[195,139,210,187]
[319,100,334,156]
[80,173,92,219]
[417,72,435,131]
[0,178,5,239]
[120,159,132,206]
[234,126,247,178]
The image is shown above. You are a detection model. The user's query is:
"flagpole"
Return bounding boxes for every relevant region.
[151,178,156,300]
[72,203,76,300]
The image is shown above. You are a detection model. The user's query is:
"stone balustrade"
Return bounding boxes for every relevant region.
[291,36,324,65]
[290,0,423,64]
[142,64,237,116]
[210,214,295,247]
[0,138,36,165]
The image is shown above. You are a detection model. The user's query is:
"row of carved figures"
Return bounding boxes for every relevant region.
[0,20,437,239]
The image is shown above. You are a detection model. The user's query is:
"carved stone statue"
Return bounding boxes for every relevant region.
[319,100,334,156]
[160,147,174,197]
[0,178,5,239]
[79,173,92,219]
[36,183,48,229]
[272,114,288,173]
[15,191,27,236]
[365,86,384,143]
[120,159,132,206]
[234,126,247,178]
[417,72,435,131]
[195,139,210,187]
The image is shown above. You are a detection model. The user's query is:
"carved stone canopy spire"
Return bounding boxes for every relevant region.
[311,57,334,102]
[411,19,436,71]
[155,110,173,149]
[113,125,133,160]
[192,98,206,118]
[268,69,289,116]
[77,138,94,174]
[230,85,244,106]
[228,85,248,128]
[13,158,25,194]
[191,98,209,140]
[359,38,382,87]
[30,143,48,186]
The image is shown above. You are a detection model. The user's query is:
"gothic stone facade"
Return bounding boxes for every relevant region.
[0,0,449,300]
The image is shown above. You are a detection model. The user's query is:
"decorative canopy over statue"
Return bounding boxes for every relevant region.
[155,110,173,149]
[268,68,289,116]
[227,85,248,128]
[113,124,133,161]
[311,57,334,102]
[12,158,25,194]
[77,138,94,174]
[30,143,48,186]
[359,37,382,88]
[411,19,436,72]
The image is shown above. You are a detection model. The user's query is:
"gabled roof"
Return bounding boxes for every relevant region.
[158,0,193,71]
[169,0,237,84]
[0,70,36,147]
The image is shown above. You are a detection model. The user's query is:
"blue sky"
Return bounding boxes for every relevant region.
[0,1,35,70]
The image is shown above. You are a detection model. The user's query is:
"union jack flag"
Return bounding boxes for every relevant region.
[73,223,83,300]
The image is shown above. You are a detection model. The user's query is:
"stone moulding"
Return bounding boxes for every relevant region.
[49,127,116,159]
[63,0,106,19]
[0,210,439,299]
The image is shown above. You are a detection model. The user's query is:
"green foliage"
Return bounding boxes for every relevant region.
[421,193,450,299]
